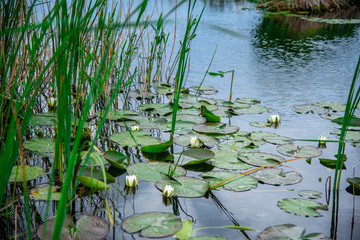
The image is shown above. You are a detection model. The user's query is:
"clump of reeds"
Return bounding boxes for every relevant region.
[257,0,353,12]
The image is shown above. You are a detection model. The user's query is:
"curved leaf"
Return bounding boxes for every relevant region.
[278,198,328,217]
[156,176,209,197]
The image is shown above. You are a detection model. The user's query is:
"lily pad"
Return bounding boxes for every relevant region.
[193,123,239,135]
[187,237,226,240]
[292,104,329,115]
[127,162,186,182]
[80,151,108,167]
[194,102,218,111]
[298,190,323,199]
[277,143,322,158]
[9,165,44,182]
[129,90,155,100]
[77,175,110,190]
[30,185,61,201]
[319,158,345,169]
[252,168,302,186]
[238,152,284,167]
[156,176,209,197]
[79,168,115,184]
[201,105,221,122]
[174,134,217,147]
[346,177,360,190]
[320,113,342,120]
[31,112,56,126]
[314,102,346,112]
[201,171,258,192]
[331,130,360,143]
[141,140,173,153]
[103,150,127,169]
[250,122,270,128]
[110,131,161,148]
[235,97,261,104]
[183,148,215,162]
[278,198,328,217]
[258,224,330,240]
[97,109,140,121]
[166,114,206,124]
[331,116,360,127]
[233,104,268,114]
[37,214,110,240]
[174,220,193,239]
[122,212,182,238]
[23,138,55,153]
[211,150,253,171]
[249,131,293,145]
[160,120,196,135]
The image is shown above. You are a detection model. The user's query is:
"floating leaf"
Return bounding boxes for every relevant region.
[278,198,328,217]
[23,138,55,153]
[103,150,127,169]
[258,224,330,240]
[249,131,293,145]
[141,140,173,153]
[320,113,342,120]
[331,130,360,143]
[194,102,218,111]
[127,162,186,182]
[331,116,360,127]
[292,104,329,114]
[31,112,56,126]
[186,237,226,240]
[166,114,206,123]
[9,165,44,182]
[79,168,115,184]
[80,151,109,167]
[193,123,239,135]
[30,185,61,201]
[233,104,268,114]
[160,120,196,135]
[78,175,110,190]
[319,158,346,169]
[277,143,322,158]
[201,171,258,192]
[156,176,209,197]
[183,149,215,161]
[174,134,217,147]
[201,105,221,122]
[314,102,346,112]
[346,177,360,191]
[122,212,182,238]
[235,97,261,104]
[37,215,110,240]
[250,122,270,128]
[211,150,252,171]
[298,190,322,199]
[252,168,302,186]
[129,90,155,100]
[174,220,193,239]
[238,152,284,167]
[110,131,160,148]
[97,109,140,121]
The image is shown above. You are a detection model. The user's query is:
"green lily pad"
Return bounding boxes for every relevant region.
[314,102,346,112]
[319,158,346,169]
[174,134,217,147]
[238,152,284,167]
[331,130,360,143]
[187,237,226,240]
[211,150,253,171]
[252,168,303,186]
[97,109,140,121]
[298,190,322,199]
[80,151,109,167]
[201,171,258,192]
[278,198,328,217]
[77,175,110,190]
[233,104,268,114]
[331,116,360,127]
[193,123,239,135]
[30,185,61,201]
[346,177,360,190]
[190,85,216,92]
[258,224,330,240]
[31,112,56,126]
[141,140,173,153]
[277,143,322,158]
[184,148,215,160]
[194,102,218,111]
[292,104,329,115]
[37,214,110,240]
[138,103,169,111]
[23,138,55,153]
[79,168,115,184]
[129,90,155,100]
[103,150,127,169]
[127,162,186,182]
[235,97,261,104]
[110,131,161,148]
[9,165,44,182]
[249,131,293,145]
[250,122,270,128]
[122,212,182,238]
[201,105,221,122]
[156,176,209,197]
[166,114,206,124]
[160,120,196,135]
[174,220,193,239]
[213,106,234,117]
[177,107,201,116]
[320,113,342,120]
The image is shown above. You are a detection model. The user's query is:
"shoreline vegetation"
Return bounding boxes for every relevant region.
[256,0,358,12]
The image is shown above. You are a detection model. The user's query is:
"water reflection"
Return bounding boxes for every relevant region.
[252,12,360,68]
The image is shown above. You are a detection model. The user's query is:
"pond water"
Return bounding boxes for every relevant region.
[3,0,360,239]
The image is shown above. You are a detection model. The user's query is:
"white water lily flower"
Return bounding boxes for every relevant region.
[318,136,327,143]
[48,97,57,107]
[163,185,174,197]
[269,114,281,123]
[131,125,139,131]
[125,175,138,187]
[190,136,202,147]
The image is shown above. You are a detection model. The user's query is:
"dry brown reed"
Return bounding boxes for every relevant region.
[257,0,354,12]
